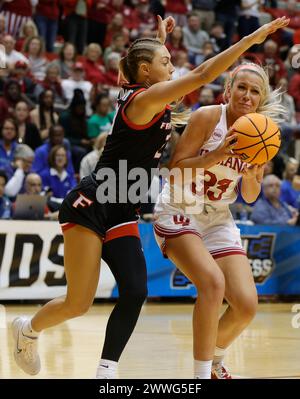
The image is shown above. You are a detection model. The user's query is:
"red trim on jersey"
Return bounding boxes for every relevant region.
[104,222,140,243]
[121,88,168,131]
[211,249,246,259]
[60,222,77,232]
[122,84,145,89]
[154,224,202,239]
[60,222,105,241]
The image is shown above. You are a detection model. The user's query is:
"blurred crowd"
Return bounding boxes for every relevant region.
[1,0,300,225]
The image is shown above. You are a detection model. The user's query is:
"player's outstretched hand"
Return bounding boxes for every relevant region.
[249,17,290,45]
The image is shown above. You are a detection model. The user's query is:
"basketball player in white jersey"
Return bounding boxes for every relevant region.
[154,63,285,379]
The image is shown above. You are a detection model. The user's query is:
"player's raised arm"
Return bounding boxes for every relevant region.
[134,17,289,117]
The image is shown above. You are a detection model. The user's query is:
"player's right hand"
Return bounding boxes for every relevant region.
[213,128,239,161]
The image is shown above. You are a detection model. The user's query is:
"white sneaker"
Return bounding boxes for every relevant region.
[12,317,41,375]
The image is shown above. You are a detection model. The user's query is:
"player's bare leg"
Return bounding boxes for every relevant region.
[165,233,225,379]
[12,225,103,375]
[212,255,258,378]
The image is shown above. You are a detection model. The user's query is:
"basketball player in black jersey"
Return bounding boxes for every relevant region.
[11,15,289,378]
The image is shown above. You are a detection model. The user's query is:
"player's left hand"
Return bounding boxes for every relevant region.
[242,164,265,182]
[156,15,175,44]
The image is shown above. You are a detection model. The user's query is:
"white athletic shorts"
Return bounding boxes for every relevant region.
[153,203,246,259]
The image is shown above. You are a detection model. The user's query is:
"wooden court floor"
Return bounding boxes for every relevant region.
[0,303,299,379]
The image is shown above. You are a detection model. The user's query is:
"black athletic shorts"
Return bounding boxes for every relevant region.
[58,174,140,241]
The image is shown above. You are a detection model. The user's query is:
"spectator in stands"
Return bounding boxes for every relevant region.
[15,20,38,52]
[87,0,111,47]
[209,22,227,52]
[30,89,59,140]
[87,93,115,139]
[0,118,18,175]
[36,64,66,111]
[24,173,43,195]
[197,40,216,64]
[83,43,106,85]
[62,0,92,54]
[3,34,29,70]
[1,0,36,38]
[165,26,187,59]
[192,86,215,110]
[103,33,127,65]
[51,42,76,80]
[80,132,107,178]
[104,12,130,47]
[0,79,34,124]
[34,0,59,53]
[238,0,262,46]
[10,60,36,102]
[0,169,11,219]
[61,62,92,108]
[266,0,300,49]
[164,0,188,27]
[182,12,210,66]
[4,143,35,199]
[280,158,300,209]
[288,68,300,111]
[284,44,300,81]
[277,77,300,156]
[135,0,157,37]
[14,101,42,150]
[40,145,77,201]
[258,39,287,88]
[22,172,59,218]
[172,50,191,80]
[0,15,5,44]
[251,174,299,225]
[59,89,91,172]
[110,0,137,32]
[103,52,120,90]
[192,0,216,31]
[32,124,74,176]
[214,0,240,49]
[23,36,47,82]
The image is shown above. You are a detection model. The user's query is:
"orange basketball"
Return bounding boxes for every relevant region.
[231,113,281,165]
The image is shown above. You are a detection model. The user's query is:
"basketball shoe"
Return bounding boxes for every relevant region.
[12,317,41,375]
[211,362,232,379]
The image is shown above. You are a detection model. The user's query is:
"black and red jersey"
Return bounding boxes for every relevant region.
[94,84,172,202]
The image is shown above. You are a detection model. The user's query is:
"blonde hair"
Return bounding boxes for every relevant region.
[20,20,38,38]
[171,105,191,127]
[84,43,102,58]
[224,62,286,124]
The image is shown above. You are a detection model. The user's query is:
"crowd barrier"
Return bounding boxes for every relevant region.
[0,221,300,299]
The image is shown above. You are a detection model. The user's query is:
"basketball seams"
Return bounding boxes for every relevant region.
[248,143,280,163]
[233,129,280,151]
[245,115,269,161]
[232,113,281,164]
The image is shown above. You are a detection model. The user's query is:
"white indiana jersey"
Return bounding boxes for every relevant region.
[158,104,248,215]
